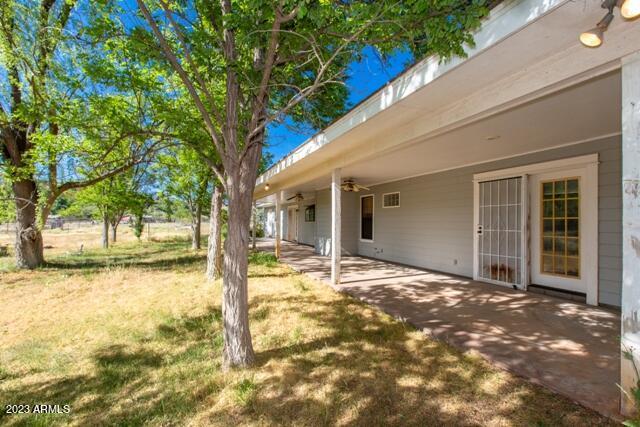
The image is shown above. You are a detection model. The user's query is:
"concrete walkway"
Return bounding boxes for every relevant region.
[258,240,621,419]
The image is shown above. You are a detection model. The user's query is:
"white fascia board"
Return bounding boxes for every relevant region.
[255,0,566,189]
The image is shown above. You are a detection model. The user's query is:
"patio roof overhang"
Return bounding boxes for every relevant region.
[254,0,640,205]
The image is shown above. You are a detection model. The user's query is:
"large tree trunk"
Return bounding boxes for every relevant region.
[13,179,44,269]
[102,214,109,249]
[207,184,223,280]
[191,204,202,250]
[222,169,257,368]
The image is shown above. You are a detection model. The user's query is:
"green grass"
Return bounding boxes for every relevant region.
[0,229,615,426]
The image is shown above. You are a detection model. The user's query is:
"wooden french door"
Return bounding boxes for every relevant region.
[530,169,591,294]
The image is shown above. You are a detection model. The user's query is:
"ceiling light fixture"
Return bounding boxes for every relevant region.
[580,0,638,48]
[265,183,270,191]
[620,0,640,19]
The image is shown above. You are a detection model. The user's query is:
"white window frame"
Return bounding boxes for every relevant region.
[382,192,400,208]
[359,194,375,242]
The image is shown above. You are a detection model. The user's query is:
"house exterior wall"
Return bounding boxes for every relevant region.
[262,136,622,306]
[313,135,622,306]
[297,200,316,246]
[315,189,358,256]
[263,207,275,238]
[281,205,288,240]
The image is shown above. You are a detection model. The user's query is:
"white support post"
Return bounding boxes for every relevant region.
[621,51,640,417]
[275,194,281,259]
[331,168,342,285]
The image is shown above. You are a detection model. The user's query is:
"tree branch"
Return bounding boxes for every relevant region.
[136,0,226,160]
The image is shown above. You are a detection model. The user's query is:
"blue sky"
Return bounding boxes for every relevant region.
[264,46,414,164]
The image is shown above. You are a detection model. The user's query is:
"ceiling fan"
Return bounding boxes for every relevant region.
[341,179,370,192]
[286,193,304,202]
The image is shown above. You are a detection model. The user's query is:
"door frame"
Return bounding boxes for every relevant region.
[287,205,298,242]
[473,176,529,290]
[473,153,599,305]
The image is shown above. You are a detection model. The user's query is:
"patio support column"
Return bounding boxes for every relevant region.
[331,168,341,285]
[275,193,281,259]
[621,51,640,417]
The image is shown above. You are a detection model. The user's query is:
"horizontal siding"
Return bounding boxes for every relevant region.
[313,135,622,307]
[297,201,316,246]
[314,189,358,256]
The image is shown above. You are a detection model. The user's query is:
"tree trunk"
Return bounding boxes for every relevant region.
[207,184,223,280]
[222,170,257,368]
[192,204,202,250]
[110,223,118,243]
[102,214,109,249]
[13,179,44,269]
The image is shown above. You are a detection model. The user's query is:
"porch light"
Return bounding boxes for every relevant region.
[265,183,270,191]
[620,0,640,19]
[580,11,614,48]
[580,0,638,47]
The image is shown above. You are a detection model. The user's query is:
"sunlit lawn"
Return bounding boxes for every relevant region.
[0,226,613,426]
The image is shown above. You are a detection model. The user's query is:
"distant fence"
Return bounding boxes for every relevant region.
[0,218,191,234]
[0,219,200,236]
[0,219,96,234]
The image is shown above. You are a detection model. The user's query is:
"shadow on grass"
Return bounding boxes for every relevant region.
[0,285,611,426]
[44,254,206,272]
[0,308,224,426]
[41,241,207,273]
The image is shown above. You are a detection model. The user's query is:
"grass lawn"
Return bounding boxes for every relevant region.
[0,226,614,426]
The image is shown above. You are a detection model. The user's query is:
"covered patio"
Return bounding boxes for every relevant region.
[253,0,640,419]
[257,239,621,418]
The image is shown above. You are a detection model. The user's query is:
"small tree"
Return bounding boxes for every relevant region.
[73,167,152,248]
[155,147,211,250]
[130,195,153,241]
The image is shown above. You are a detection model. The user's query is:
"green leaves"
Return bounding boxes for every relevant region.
[153,145,212,221]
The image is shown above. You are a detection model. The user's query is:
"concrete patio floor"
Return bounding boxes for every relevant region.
[257,240,621,419]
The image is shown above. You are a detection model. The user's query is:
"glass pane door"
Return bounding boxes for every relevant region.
[540,178,580,278]
[478,177,523,286]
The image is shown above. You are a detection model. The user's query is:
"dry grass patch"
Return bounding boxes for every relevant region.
[0,229,614,426]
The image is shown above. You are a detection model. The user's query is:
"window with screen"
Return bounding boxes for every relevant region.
[305,205,315,222]
[361,195,374,241]
[383,192,400,208]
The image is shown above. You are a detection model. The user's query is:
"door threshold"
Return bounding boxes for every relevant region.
[528,284,586,303]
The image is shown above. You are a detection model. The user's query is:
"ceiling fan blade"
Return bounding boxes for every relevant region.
[286,196,296,201]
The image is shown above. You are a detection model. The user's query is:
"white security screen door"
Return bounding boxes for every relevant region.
[476,177,526,288]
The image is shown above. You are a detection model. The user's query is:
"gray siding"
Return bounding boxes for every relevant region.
[313,136,622,306]
[263,207,275,238]
[314,189,358,256]
[297,201,316,246]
